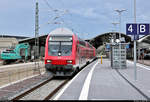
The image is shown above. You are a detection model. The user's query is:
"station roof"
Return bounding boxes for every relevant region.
[138,35,150,44]
[19,32,133,49]
[137,35,150,49]
[19,34,48,46]
[18,31,150,52]
[89,32,132,49]
[0,35,29,40]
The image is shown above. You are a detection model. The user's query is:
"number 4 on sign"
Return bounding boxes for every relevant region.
[128,25,133,32]
[126,24,137,35]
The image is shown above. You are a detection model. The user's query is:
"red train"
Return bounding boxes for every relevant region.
[45,28,96,76]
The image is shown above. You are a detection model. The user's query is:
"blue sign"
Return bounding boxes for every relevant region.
[126,44,130,49]
[126,24,137,35]
[106,45,110,49]
[138,24,149,35]
[126,23,150,35]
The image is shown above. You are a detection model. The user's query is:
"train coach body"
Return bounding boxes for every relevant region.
[45,28,96,76]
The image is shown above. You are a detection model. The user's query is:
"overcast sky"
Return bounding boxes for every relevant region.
[0,0,149,39]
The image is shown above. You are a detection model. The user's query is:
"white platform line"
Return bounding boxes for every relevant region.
[53,60,98,100]
[79,60,99,100]
[127,60,150,71]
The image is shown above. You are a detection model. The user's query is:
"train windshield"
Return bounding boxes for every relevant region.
[48,36,72,56]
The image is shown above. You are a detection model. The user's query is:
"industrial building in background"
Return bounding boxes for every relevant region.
[0,35,28,55]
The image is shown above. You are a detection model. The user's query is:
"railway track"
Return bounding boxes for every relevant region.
[10,59,96,100]
[11,76,69,100]
[115,69,150,100]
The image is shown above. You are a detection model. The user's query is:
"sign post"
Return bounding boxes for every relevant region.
[126,23,138,80]
[126,23,150,80]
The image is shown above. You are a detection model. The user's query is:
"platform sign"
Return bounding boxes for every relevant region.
[106,44,110,49]
[126,44,130,49]
[126,23,150,35]
[126,24,138,35]
[138,24,149,35]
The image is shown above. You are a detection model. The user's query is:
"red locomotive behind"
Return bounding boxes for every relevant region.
[45,28,96,76]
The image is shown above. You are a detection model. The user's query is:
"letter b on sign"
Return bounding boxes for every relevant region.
[139,24,149,35]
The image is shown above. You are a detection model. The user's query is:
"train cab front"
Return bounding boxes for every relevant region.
[45,58,76,76]
[45,35,76,76]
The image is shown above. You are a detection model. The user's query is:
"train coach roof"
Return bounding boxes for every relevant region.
[49,28,74,36]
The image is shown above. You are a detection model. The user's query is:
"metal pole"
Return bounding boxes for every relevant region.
[119,13,121,69]
[34,1,41,75]
[35,2,39,59]
[134,0,137,80]
[134,40,137,80]
[112,22,119,40]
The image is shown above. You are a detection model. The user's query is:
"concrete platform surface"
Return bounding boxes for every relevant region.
[53,59,150,100]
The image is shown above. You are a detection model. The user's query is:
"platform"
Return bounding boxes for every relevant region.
[53,59,150,100]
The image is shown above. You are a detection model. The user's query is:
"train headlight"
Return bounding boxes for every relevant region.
[67,60,72,64]
[47,60,51,63]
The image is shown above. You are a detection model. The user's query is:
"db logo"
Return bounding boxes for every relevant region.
[58,57,61,59]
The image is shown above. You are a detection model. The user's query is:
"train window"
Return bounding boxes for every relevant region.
[88,43,93,48]
[77,45,79,53]
[48,42,60,56]
[49,36,72,41]
[48,41,72,56]
[79,40,86,47]
[61,42,72,56]
[78,37,86,47]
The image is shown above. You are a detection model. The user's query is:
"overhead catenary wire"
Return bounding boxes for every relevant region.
[43,0,54,11]
[40,0,70,29]
[42,0,84,39]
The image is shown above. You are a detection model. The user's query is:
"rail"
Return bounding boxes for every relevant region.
[11,77,54,100]
[11,77,70,100]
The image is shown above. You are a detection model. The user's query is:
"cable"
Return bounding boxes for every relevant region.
[42,0,83,37]
[43,0,54,10]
